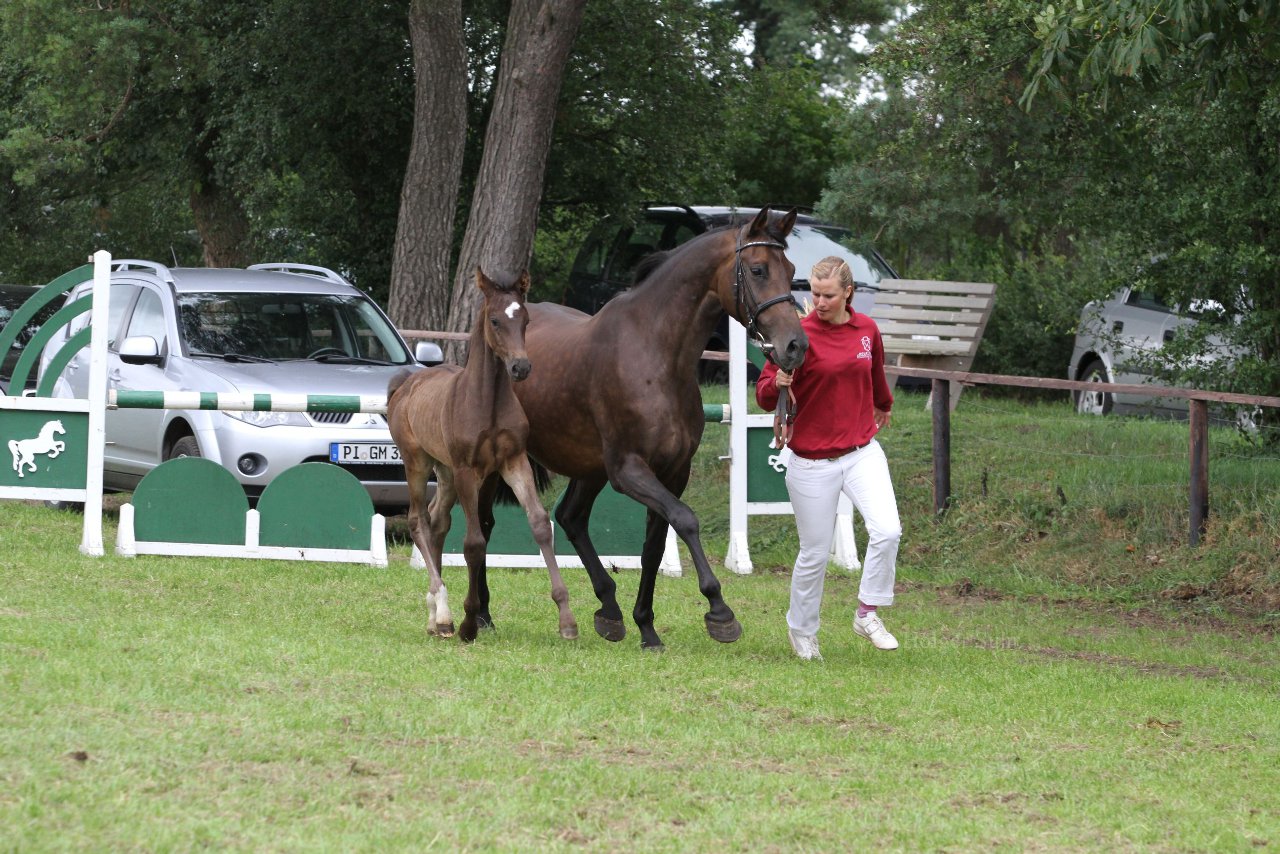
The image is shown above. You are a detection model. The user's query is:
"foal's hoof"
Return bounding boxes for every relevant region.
[705,615,742,643]
[594,610,627,642]
[430,622,455,638]
[560,625,580,641]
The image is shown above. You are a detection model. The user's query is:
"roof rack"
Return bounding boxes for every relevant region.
[111,259,176,285]
[248,263,349,285]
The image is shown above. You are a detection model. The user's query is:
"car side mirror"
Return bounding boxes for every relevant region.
[414,340,444,367]
[119,335,162,366]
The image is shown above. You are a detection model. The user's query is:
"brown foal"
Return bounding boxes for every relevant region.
[387,268,576,642]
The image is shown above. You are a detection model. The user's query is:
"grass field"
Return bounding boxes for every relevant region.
[3,391,1278,851]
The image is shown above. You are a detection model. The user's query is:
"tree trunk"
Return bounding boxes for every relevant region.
[189,180,251,268]
[387,0,467,334]
[444,0,588,363]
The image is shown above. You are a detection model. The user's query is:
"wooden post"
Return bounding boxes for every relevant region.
[1189,399,1209,546]
[931,378,951,517]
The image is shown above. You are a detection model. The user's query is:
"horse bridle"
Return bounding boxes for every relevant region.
[733,234,797,356]
[734,232,800,446]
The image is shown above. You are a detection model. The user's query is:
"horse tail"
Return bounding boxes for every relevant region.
[492,456,554,506]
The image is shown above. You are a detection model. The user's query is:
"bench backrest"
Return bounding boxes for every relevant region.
[869,278,997,408]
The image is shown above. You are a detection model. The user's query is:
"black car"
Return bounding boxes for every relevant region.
[560,205,898,380]
[1,284,60,394]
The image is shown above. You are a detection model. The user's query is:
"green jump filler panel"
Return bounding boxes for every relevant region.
[132,457,248,545]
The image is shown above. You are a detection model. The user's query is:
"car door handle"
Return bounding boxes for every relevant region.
[108,369,123,383]
[1112,321,1124,333]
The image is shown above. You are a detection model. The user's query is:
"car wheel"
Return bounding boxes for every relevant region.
[1075,358,1113,416]
[167,435,202,460]
[45,499,84,513]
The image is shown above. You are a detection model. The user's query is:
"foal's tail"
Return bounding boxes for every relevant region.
[493,457,554,506]
[386,369,415,409]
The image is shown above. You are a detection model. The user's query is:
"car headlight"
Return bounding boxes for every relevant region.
[222,409,311,428]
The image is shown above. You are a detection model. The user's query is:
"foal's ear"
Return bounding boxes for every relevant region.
[475,266,496,294]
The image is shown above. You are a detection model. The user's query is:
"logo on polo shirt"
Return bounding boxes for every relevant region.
[857,335,872,360]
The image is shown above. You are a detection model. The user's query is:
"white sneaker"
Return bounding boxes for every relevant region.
[787,629,822,661]
[853,611,899,650]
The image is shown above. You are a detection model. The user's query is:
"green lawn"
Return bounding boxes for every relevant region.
[3,391,1279,851]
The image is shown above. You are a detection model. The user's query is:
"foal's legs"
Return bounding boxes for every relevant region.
[555,476,625,642]
[452,469,489,644]
[610,453,740,643]
[502,455,577,640]
[424,467,457,636]
[472,474,500,630]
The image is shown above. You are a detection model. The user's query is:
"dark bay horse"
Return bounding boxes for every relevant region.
[387,268,577,643]
[497,207,808,650]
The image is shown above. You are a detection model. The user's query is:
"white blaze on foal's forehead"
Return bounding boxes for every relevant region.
[504,299,522,319]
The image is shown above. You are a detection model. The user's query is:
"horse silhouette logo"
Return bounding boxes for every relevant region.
[8,419,67,478]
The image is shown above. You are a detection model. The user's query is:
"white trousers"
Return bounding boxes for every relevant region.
[784,439,901,637]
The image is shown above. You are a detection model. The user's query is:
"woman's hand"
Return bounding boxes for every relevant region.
[775,369,792,389]
[874,408,891,430]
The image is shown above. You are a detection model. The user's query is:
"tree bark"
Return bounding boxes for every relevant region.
[444,0,588,363]
[387,0,468,333]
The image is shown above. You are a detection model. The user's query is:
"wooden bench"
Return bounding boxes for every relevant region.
[868,279,997,410]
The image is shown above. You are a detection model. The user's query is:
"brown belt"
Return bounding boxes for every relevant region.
[794,441,871,461]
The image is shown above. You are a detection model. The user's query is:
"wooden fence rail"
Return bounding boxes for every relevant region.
[895,366,1280,547]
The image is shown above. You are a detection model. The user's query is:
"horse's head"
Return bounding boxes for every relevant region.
[50,419,65,435]
[722,207,808,372]
[475,267,532,381]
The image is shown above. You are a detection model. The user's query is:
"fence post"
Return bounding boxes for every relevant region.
[931,378,951,517]
[1188,399,1209,546]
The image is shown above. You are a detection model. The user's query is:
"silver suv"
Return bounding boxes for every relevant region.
[1069,287,1236,418]
[39,261,441,511]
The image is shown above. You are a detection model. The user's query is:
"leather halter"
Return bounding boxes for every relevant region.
[733,235,797,356]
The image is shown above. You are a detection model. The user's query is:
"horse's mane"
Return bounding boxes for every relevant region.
[631,218,793,288]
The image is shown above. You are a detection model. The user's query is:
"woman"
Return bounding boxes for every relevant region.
[756,256,902,660]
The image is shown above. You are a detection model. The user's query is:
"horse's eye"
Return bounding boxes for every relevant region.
[750,265,765,277]
[490,317,500,327]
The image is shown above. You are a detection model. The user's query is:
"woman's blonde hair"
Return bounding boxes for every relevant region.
[799,256,854,316]
[810,256,854,291]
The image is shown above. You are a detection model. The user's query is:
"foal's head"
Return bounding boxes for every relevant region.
[475,267,532,381]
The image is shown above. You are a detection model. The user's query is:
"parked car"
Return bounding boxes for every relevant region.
[1,284,61,394]
[560,205,897,380]
[1069,286,1241,418]
[38,260,442,512]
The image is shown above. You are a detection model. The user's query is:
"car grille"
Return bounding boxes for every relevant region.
[302,456,405,482]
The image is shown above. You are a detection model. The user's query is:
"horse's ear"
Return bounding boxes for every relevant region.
[514,270,530,297]
[475,266,495,294]
[776,207,798,238]
[748,207,771,235]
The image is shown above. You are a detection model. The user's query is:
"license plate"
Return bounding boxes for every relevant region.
[329,442,401,464]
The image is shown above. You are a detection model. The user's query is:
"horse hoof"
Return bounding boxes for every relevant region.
[477,614,496,632]
[560,625,579,640]
[434,622,455,638]
[705,615,742,643]
[640,640,666,653]
[459,621,478,644]
[594,610,627,642]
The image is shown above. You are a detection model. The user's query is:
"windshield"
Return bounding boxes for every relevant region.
[177,292,411,364]
[787,225,895,289]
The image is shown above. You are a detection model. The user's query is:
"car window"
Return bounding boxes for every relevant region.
[571,231,611,280]
[177,292,411,363]
[123,288,167,350]
[1124,290,1174,313]
[786,225,893,288]
[608,220,669,285]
